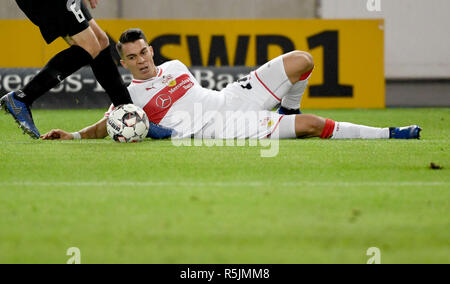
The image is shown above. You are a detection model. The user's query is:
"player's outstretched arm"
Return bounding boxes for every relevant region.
[41,117,108,140]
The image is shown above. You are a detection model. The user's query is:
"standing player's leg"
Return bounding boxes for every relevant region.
[1,0,99,138]
[278,51,314,115]
[86,19,132,106]
[25,12,132,107]
[0,27,99,139]
[1,0,131,139]
[26,28,101,107]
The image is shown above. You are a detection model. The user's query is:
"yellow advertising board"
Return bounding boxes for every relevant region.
[0,19,384,108]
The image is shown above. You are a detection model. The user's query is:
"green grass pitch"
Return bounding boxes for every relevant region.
[0,108,448,264]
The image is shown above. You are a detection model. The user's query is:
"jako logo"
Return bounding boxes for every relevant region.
[67,247,81,264]
[366,247,381,264]
[367,0,382,12]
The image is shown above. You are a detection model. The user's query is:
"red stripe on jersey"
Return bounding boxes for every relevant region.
[320,119,336,139]
[143,74,194,124]
[254,71,281,102]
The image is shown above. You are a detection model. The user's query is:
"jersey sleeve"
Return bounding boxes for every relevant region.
[171,60,201,85]
[172,60,191,73]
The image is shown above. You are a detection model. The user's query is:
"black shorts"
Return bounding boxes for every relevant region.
[16,0,93,44]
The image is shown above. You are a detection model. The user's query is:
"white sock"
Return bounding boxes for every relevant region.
[280,79,309,110]
[331,122,390,139]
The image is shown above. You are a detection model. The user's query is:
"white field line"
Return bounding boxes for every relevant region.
[0,181,448,188]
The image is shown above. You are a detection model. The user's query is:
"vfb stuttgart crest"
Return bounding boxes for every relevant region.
[156,94,172,109]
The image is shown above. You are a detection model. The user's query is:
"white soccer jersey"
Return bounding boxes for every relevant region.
[127,60,226,138]
[106,57,302,139]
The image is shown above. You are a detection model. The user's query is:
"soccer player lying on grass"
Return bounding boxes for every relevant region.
[41,28,421,141]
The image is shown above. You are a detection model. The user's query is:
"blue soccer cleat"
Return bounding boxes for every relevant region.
[147,122,175,139]
[0,91,40,139]
[278,106,302,115]
[389,125,422,139]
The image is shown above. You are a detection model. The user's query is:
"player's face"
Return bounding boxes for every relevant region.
[120,39,156,80]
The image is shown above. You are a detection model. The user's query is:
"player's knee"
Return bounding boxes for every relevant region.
[80,41,102,59]
[284,51,314,83]
[88,46,101,59]
[96,31,110,51]
[291,51,314,74]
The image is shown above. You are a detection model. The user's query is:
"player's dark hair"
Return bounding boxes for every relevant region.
[116,28,148,57]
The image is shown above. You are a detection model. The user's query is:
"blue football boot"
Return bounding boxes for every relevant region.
[147,122,175,139]
[389,125,422,139]
[278,106,302,115]
[0,91,40,139]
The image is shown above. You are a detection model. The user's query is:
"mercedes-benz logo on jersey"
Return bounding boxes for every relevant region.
[156,94,172,109]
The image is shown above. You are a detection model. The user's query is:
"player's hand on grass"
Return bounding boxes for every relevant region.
[41,129,74,140]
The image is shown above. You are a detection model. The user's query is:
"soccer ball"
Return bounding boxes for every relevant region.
[106,104,150,143]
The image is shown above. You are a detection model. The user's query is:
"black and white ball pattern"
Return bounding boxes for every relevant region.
[107,104,150,143]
